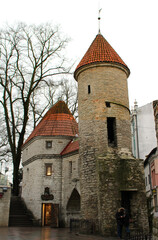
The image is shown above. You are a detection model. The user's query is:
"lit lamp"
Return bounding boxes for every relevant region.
[46,165,52,176]
[47,167,52,176]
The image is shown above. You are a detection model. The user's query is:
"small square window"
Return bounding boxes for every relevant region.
[45,164,52,176]
[46,141,52,149]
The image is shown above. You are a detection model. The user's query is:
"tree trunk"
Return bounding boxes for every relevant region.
[12,161,20,196]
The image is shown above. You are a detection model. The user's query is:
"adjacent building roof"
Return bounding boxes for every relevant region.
[61,140,79,156]
[74,33,130,79]
[144,147,157,167]
[23,101,78,146]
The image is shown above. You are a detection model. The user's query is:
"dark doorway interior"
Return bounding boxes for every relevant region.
[121,191,132,217]
[66,188,80,211]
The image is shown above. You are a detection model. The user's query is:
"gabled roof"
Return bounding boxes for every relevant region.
[144,147,157,167]
[23,101,78,146]
[74,33,130,79]
[61,140,79,156]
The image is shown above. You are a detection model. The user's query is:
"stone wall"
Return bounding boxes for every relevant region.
[22,137,80,227]
[77,64,133,233]
[22,156,62,222]
[97,150,148,236]
[78,65,132,154]
[0,188,11,226]
[79,147,98,221]
[22,136,70,163]
[153,217,158,240]
[22,137,66,223]
[62,152,80,226]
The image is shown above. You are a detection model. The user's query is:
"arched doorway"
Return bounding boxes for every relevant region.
[66,188,80,211]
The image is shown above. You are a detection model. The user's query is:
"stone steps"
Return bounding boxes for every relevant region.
[9,196,33,227]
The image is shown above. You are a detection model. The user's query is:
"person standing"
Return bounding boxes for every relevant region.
[116,207,125,238]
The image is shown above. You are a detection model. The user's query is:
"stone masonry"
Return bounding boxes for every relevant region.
[0,174,11,226]
[97,150,148,235]
[74,34,149,236]
[78,65,132,153]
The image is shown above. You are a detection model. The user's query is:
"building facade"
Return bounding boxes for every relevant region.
[22,101,80,227]
[131,101,157,160]
[22,32,149,236]
[0,173,11,226]
[144,101,158,216]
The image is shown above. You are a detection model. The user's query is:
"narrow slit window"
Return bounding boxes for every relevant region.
[107,117,117,147]
[69,161,72,178]
[88,85,91,94]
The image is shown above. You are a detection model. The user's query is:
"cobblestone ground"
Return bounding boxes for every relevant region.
[0,227,118,240]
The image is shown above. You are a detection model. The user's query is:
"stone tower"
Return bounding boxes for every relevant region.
[74,33,149,235]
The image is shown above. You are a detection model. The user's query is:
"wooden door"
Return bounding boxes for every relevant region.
[42,203,59,227]
[51,204,59,227]
[44,203,52,226]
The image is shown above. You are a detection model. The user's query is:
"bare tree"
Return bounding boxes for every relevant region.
[0,22,71,195]
[0,113,11,162]
[52,78,78,119]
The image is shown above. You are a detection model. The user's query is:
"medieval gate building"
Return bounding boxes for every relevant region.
[74,33,149,235]
[21,31,149,236]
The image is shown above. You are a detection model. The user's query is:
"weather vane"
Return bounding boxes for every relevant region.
[98,8,102,34]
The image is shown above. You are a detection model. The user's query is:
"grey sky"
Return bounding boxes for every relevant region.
[1,0,158,108]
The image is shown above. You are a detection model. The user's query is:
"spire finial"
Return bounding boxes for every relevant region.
[98,8,102,34]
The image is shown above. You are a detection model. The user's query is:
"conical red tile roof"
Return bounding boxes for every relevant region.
[74,34,130,79]
[23,101,78,146]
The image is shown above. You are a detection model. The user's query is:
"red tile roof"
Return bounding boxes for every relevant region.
[24,101,78,146]
[61,140,79,156]
[74,34,130,79]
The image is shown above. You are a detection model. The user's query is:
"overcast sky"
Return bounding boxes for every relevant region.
[1,0,158,108]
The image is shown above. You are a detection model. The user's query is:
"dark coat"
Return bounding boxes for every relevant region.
[116,209,125,226]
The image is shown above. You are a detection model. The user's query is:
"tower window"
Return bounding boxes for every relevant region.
[88,85,91,94]
[105,101,111,108]
[107,117,117,147]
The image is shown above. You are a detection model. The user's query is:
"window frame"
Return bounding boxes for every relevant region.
[46,141,52,149]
